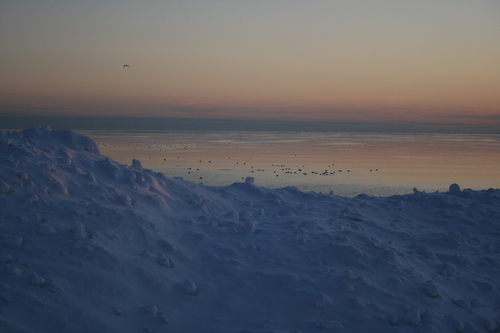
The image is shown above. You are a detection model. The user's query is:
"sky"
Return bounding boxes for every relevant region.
[1,0,499,130]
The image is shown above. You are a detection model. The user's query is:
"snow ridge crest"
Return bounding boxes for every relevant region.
[18,126,100,153]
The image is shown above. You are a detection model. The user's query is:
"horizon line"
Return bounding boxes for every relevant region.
[1,115,499,134]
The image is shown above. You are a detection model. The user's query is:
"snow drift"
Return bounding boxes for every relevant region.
[0,126,499,333]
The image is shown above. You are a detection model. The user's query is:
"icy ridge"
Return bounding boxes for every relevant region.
[0,127,499,333]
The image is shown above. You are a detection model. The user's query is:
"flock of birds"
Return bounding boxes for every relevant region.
[187,160,379,181]
[99,140,381,183]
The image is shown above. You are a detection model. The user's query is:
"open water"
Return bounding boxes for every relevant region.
[83,130,500,197]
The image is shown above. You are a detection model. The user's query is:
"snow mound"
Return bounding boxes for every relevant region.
[0,127,499,333]
[21,126,101,153]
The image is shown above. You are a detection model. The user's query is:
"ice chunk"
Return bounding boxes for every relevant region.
[244,220,256,235]
[183,280,198,295]
[71,221,88,240]
[452,299,469,308]
[131,159,143,171]
[423,281,439,298]
[30,271,46,287]
[156,253,173,268]
[244,177,255,185]
[483,318,498,333]
[314,293,333,309]
[0,181,11,194]
[449,183,460,193]
[404,307,422,327]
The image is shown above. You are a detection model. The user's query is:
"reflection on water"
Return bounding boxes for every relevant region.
[82,130,500,197]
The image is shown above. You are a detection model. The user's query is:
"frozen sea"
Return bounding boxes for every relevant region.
[83,130,500,197]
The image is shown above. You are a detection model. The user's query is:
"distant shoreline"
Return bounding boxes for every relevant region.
[1,115,499,134]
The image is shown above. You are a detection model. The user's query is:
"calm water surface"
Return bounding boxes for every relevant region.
[82,130,500,197]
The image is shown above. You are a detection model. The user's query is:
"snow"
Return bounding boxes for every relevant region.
[0,126,499,333]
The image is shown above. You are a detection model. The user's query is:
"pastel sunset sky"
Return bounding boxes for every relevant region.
[1,1,499,127]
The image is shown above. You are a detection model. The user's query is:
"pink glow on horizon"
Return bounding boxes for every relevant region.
[0,1,499,128]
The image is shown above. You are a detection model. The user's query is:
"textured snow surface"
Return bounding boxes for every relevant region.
[0,127,499,333]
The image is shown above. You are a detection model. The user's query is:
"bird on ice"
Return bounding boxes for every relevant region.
[123,64,130,68]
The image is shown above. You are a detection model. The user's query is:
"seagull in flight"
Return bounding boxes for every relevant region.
[123,64,130,68]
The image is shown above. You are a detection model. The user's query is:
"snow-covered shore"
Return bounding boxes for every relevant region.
[1,127,499,333]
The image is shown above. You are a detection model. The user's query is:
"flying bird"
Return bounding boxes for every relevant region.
[123,64,130,68]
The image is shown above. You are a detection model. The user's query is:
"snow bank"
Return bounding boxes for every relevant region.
[0,127,499,332]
